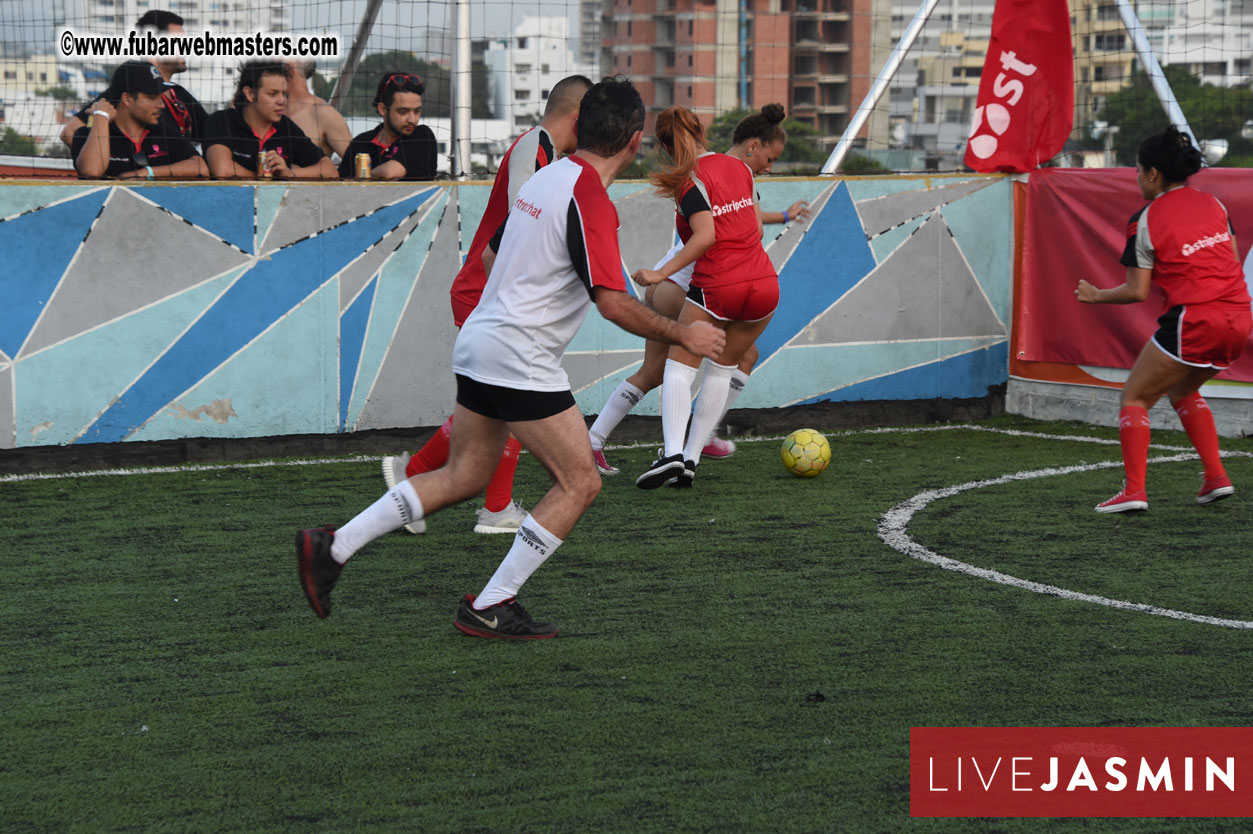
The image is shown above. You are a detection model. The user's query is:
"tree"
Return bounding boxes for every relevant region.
[1091,66,1253,167]
[321,51,491,119]
[35,86,78,100]
[0,128,37,156]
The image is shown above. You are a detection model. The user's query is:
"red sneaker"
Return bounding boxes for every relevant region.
[1095,489,1148,514]
[592,449,619,476]
[1197,475,1234,505]
[701,436,737,459]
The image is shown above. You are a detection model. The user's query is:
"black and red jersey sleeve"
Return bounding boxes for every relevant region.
[1119,206,1147,268]
[566,170,627,297]
[536,130,554,171]
[677,179,711,219]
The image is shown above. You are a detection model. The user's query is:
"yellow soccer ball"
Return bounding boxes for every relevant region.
[781,428,831,478]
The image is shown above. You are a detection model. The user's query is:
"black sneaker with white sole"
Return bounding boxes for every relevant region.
[453,594,558,640]
[668,459,696,488]
[296,527,342,619]
[636,452,686,490]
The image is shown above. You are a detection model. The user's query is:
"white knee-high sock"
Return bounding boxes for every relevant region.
[660,359,698,457]
[716,368,750,426]
[684,362,735,463]
[330,479,423,564]
[475,514,563,608]
[588,380,645,450]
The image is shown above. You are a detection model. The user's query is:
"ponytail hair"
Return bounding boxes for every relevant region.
[732,102,787,147]
[1137,126,1203,184]
[651,106,706,199]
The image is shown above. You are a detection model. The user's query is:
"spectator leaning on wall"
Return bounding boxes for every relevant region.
[61,9,210,149]
[203,61,338,180]
[71,61,208,180]
[339,72,438,181]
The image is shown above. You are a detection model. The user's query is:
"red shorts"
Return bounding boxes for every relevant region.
[686,276,779,322]
[1152,303,1252,369]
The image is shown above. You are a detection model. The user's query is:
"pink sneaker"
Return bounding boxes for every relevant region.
[701,436,737,459]
[1197,474,1234,505]
[592,449,619,476]
[1095,489,1148,514]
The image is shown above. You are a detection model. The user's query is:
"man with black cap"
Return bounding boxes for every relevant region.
[71,61,208,180]
[60,10,209,148]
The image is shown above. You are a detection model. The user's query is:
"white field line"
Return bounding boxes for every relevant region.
[6,424,1252,627]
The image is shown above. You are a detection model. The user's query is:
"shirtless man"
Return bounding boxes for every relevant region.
[284,59,353,161]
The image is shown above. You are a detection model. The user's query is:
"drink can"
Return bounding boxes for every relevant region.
[257,152,271,179]
[355,153,372,179]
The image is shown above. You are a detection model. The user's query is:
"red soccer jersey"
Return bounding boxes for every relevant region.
[449,126,555,325]
[675,152,776,289]
[1120,186,1250,309]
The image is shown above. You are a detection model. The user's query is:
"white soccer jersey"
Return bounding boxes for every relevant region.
[453,155,628,391]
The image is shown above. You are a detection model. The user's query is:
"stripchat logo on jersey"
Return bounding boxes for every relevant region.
[910,727,1253,818]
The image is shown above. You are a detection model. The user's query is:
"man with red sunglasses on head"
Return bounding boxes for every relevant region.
[339,72,437,181]
[379,73,592,536]
[61,10,209,149]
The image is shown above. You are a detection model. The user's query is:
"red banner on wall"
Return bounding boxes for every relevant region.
[912,727,1253,817]
[964,0,1073,173]
[1019,168,1253,383]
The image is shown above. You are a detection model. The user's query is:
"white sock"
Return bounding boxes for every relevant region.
[718,368,750,425]
[660,359,698,458]
[684,362,735,463]
[588,380,644,450]
[330,479,423,564]
[475,514,563,608]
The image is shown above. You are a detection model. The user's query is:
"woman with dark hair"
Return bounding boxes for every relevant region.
[631,106,781,490]
[1076,126,1251,512]
[588,104,807,474]
[204,60,337,179]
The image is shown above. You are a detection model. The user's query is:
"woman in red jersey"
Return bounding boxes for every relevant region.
[1077,126,1252,513]
[587,104,809,475]
[634,106,781,489]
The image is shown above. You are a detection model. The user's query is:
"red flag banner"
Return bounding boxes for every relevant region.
[964,0,1074,173]
[1018,168,1253,383]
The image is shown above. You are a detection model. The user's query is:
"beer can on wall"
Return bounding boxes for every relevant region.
[355,153,372,179]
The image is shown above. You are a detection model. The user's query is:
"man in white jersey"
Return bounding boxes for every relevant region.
[296,77,725,639]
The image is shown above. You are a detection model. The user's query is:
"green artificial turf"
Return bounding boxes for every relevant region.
[2,416,1251,833]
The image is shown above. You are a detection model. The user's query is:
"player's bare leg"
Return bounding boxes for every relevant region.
[588,280,689,474]
[455,404,603,640]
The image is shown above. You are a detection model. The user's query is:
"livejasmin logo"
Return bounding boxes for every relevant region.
[928,753,1235,793]
[910,728,1253,818]
[967,50,1038,160]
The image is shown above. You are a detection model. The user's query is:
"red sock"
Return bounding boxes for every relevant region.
[484,436,522,512]
[1173,392,1225,480]
[406,415,453,478]
[1118,406,1151,494]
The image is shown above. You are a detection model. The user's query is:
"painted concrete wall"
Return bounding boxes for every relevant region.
[0,176,1012,449]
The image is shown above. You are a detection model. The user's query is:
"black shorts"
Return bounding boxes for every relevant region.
[455,374,576,422]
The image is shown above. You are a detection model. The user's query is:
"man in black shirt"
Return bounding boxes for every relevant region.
[60,10,209,148]
[204,61,337,180]
[72,61,208,180]
[339,72,438,181]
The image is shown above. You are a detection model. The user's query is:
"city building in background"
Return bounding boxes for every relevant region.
[484,16,597,130]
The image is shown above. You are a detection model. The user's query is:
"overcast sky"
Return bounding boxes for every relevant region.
[2,1,582,52]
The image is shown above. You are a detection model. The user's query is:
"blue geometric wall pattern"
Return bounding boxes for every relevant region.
[0,178,1016,449]
[0,188,109,358]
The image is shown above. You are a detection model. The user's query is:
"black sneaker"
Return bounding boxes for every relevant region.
[453,594,559,640]
[636,452,685,490]
[296,527,342,619]
[668,459,697,488]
